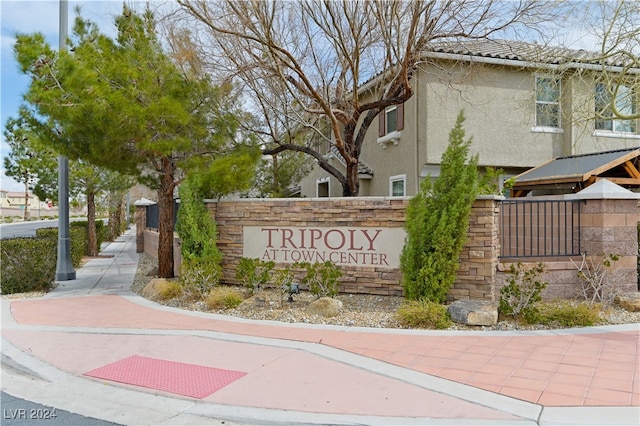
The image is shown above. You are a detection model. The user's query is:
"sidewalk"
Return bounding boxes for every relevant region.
[1,226,638,425]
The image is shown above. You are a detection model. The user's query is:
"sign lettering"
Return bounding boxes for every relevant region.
[243,226,405,268]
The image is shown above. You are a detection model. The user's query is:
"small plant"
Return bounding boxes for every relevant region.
[396,299,452,329]
[297,261,342,298]
[272,266,297,306]
[206,287,244,310]
[572,253,620,307]
[236,257,275,295]
[180,254,222,300]
[499,262,547,320]
[529,300,601,327]
[158,280,183,300]
[478,167,504,195]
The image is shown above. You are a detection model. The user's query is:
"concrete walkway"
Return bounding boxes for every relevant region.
[1,227,638,425]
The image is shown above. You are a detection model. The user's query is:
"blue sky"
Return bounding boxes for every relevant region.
[0,0,601,193]
[0,0,135,192]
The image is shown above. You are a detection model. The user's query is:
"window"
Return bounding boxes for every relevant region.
[535,76,561,128]
[317,177,329,197]
[595,83,637,133]
[386,106,398,133]
[378,103,404,148]
[378,103,404,136]
[389,174,406,197]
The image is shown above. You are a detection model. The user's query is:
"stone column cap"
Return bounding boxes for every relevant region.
[134,197,157,206]
[565,179,640,200]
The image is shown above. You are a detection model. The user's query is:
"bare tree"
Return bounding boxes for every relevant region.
[176,0,562,196]
[594,0,639,123]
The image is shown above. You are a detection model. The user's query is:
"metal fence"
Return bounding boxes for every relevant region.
[499,199,581,258]
[145,202,179,230]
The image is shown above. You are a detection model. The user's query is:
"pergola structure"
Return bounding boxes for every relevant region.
[511,147,640,197]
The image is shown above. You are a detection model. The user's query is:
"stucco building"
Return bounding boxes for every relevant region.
[299,40,639,198]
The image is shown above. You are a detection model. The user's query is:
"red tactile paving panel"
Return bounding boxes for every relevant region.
[84,355,247,399]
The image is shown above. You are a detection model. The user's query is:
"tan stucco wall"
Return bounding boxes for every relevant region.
[299,59,640,199]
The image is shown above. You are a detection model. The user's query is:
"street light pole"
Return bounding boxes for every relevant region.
[55,0,75,281]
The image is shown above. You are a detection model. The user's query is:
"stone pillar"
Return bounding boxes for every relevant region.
[451,195,503,302]
[133,198,156,254]
[567,180,640,293]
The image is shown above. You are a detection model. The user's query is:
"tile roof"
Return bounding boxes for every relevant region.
[426,39,633,68]
[329,145,373,176]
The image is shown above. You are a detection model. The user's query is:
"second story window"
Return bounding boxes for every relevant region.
[535,76,561,128]
[378,103,404,136]
[595,83,637,133]
[386,106,398,133]
[377,103,404,148]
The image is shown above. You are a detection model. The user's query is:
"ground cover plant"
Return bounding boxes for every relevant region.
[396,299,452,329]
[499,262,547,322]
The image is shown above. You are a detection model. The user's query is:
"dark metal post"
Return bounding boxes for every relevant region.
[55,0,75,281]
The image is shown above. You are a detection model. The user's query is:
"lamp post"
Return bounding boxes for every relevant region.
[55,0,75,281]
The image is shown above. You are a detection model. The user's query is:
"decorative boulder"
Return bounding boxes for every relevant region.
[448,300,498,326]
[142,278,174,299]
[615,293,640,312]
[305,297,343,318]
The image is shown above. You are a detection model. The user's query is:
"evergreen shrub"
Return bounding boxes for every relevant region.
[400,111,480,302]
[176,179,223,300]
[36,226,87,267]
[0,237,56,294]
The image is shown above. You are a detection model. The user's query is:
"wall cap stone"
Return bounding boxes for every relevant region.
[565,179,640,200]
[134,197,157,206]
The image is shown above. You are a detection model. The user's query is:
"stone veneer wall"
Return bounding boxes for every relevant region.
[204,196,501,300]
[451,198,501,301]
[135,194,638,302]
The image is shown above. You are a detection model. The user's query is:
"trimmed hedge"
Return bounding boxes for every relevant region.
[36,226,86,267]
[0,221,107,295]
[1,237,57,294]
[72,220,109,249]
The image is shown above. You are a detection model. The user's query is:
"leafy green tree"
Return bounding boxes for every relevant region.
[400,111,480,302]
[105,173,137,240]
[13,6,257,278]
[3,107,58,219]
[70,162,134,256]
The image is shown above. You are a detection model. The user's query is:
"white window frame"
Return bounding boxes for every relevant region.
[533,76,561,131]
[385,106,398,134]
[377,105,402,148]
[594,82,638,136]
[389,174,406,197]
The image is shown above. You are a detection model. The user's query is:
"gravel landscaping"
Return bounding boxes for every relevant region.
[132,253,640,331]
